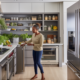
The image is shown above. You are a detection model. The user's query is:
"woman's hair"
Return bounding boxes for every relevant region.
[34,23,41,30]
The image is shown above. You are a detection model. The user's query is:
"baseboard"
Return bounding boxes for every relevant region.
[62,62,66,66]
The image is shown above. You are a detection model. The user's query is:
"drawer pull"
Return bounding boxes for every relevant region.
[68,64,76,72]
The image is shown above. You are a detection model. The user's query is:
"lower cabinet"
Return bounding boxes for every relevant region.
[25,58,34,65]
[25,46,33,65]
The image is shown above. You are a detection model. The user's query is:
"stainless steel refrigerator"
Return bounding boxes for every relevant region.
[67,1,80,80]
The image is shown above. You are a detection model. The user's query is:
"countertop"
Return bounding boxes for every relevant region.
[0,43,18,62]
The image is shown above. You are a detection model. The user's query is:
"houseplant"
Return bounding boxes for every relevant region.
[26,35,32,41]
[13,34,19,44]
[0,18,7,30]
[20,33,28,41]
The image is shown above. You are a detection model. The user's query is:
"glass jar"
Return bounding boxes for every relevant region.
[48,26,51,31]
[54,35,57,43]
[48,15,51,20]
[47,38,51,43]
[11,17,14,20]
[52,15,55,20]
[55,16,58,20]
[44,25,47,31]
[6,23,10,26]
[51,39,54,43]
[38,15,42,20]
[45,15,48,20]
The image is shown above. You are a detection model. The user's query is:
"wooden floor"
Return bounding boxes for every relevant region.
[11,65,67,80]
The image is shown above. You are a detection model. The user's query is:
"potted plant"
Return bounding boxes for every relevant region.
[13,34,19,44]
[26,35,32,41]
[0,35,4,48]
[20,33,28,41]
[0,18,7,30]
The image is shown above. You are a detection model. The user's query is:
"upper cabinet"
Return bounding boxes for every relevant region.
[32,3,44,12]
[20,3,31,12]
[0,0,15,2]
[1,3,19,13]
[44,3,60,12]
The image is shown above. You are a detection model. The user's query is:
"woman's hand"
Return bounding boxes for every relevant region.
[27,44,34,46]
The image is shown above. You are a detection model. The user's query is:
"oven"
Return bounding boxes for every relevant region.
[0,59,7,80]
[41,46,58,64]
[7,52,14,80]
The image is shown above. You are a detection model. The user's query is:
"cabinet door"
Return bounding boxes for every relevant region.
[0,0,15,2]
[25,51,33,58]
[20,3,31,12]
[1,3,19,13]
[44,2,60,12]
[25,58,34,64]
[32,3,44,12]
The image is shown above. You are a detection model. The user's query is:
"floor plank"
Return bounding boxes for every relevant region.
[11,65,67,80]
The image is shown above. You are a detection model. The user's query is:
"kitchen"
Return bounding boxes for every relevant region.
[0,0,78,80]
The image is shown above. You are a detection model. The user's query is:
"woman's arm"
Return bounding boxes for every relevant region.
[34,35,44,47]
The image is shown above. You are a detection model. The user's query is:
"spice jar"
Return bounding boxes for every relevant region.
[6,23,10,26]
[48,26,51,31]
[55,16,58,20]
[48,15,51,20]
[38,15,42,20]
[45,15,48,20]
[47,38,51,43]
[51,39,54,44]
[44,25,47,31]
[54,35,57,43]
[52,15,55,20]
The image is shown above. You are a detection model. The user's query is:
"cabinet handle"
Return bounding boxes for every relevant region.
[67,64,76,72]
[75,73,80,79]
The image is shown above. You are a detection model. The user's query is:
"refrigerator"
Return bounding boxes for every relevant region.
[67,0,80,80]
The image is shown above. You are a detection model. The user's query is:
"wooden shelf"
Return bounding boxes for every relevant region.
[5,20,43,22]
[44,20,58,21]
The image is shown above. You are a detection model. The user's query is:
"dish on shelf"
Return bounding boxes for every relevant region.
[5,18,11,21]
[11,28,16,31]
[17,23,23,26]
[6,28,11,31]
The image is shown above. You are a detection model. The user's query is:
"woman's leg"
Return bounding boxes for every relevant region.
[33,50,38,74]
[36,51,45,79]
[30,50,38,80]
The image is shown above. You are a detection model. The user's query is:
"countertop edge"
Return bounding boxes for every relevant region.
[0,44,18,62]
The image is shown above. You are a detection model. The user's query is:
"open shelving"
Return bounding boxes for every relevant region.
[1,13,60,42]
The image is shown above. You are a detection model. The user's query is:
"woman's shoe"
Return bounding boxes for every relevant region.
[30,76,38,80]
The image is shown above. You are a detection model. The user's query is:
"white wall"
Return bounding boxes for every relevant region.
[63,1,77,63]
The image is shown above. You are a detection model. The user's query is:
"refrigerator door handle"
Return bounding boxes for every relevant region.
[67,64,77,73]
[75,73,80,79]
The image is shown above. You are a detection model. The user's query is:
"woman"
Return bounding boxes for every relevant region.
[26,23,45,80]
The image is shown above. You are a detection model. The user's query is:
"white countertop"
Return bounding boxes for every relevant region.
[43,43,63,45]
[0,44,18,62]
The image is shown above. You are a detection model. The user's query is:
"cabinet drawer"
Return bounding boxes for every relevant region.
[25,51,33,57]
[25,58,34,64]
[25,46,33,50]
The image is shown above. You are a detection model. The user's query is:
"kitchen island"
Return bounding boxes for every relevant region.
[0,44,18,80]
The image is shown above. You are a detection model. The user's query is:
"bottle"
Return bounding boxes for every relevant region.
[48,26,51,31]
[54,35,57,43]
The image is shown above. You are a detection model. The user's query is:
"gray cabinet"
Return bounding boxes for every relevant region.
[25,46,33,65]
[20,3,32,12]
[1,3,19,13]
[32,3,44,12]
[16,46,25,73]
[44,2,60,12]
